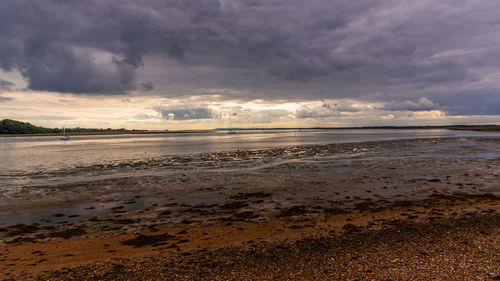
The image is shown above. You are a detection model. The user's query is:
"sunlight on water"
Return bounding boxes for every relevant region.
[0,129,497,177]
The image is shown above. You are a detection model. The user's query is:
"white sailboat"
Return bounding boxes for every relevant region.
[60,127,71,140]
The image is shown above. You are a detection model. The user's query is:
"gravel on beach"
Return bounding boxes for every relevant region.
[18,212,499,281]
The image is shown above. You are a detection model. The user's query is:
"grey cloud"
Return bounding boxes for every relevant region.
[0,0,211,94]
[0,79,14,90]
[140,82,155,91]
[156,107,218,120]
[432,91,500,116]
[321,100,359,113]
[0,79,14,102]
[0,0,499,116]
[0,1,405,94]
[267,55,330,82]
[296,100,359,118]
[382,97,438,112]
[22,50,136,94]
[296,106,340,119]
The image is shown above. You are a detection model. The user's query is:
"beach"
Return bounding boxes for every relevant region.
[0,135,499,280]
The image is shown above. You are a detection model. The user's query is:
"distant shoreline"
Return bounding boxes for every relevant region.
[448,126,500,132]
[214,125,500,132]
[1,125,499,137]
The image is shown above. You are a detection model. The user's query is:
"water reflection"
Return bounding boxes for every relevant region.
[0,129,497,177]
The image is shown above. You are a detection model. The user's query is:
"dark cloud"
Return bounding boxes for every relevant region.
[0,0,202,94]
[432,91,500,116]
[267,54,330,82]
[0,79,14,102]
[0,79,14,90]
[156,107,218,120]
[382,97,438,112]
[0,0,499,116]
[296,106,341,119]
[22,50,136,94]
[140,82,155,92]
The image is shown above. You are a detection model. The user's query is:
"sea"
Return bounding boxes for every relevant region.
[1,129,496,177]
[0,128,498,225]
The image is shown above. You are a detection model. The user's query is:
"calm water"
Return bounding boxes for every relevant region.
[0,128,499,225]
[0,129,497,177]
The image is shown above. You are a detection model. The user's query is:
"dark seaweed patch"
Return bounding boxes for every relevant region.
[229,192,272,200]
[278,206,308,217]
[49,228,86,239]
[220,202,249,210]
[122,233,176,248]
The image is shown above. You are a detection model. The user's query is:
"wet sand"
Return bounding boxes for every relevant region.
[0,137,498,280]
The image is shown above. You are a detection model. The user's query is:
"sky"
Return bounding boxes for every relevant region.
[0,0,499,130]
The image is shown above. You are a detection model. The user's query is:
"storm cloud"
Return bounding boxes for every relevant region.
[382,97,439,112]
[0,0,500,116]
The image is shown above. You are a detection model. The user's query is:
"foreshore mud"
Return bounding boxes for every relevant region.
[0,137,498,279]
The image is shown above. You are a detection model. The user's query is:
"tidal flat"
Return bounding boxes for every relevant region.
[0,137,498,280]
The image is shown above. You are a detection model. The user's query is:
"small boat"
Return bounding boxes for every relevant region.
[60,127,71,140]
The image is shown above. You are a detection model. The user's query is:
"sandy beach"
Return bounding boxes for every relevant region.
[0,137,498,280]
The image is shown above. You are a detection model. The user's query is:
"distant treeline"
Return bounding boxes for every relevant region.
[0,119,59,134]
[63,127,130,133]
[1,118,498,135]
[446,125,500,131]
[0,119,139,134]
